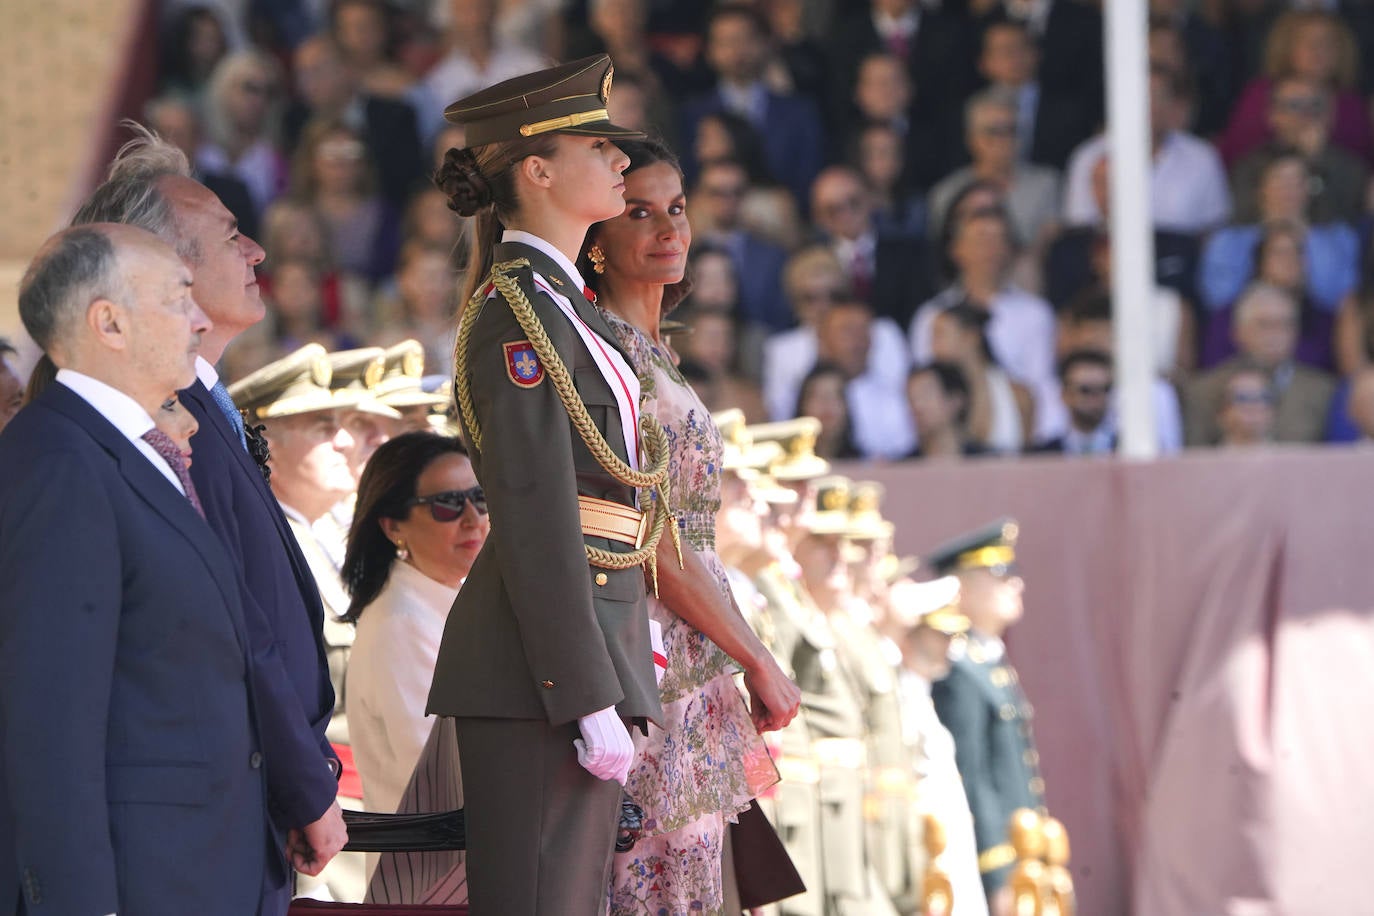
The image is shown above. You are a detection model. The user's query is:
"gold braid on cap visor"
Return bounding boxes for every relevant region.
[519,108,610,137]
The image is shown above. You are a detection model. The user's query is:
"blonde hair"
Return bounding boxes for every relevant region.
[1263,10,1358,89]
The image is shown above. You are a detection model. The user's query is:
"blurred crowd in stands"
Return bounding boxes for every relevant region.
[137,0,1374,459]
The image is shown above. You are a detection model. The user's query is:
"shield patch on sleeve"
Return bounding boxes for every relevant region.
[504,340,544,387]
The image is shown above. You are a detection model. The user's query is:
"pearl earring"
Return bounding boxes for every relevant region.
[395,540,409,561]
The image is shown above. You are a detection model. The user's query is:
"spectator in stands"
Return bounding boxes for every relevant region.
[905,361,984,460]
[690,111,801,249]
[1198,151,1358,316]
[0,339,21,434]
[259,197,362,330]
[343,432,488,817]
[675,307,767,421]
[422,0,546,120]
[372,242,457,373]
[565,0,710,103]
[1218,10,1371,167]
[1043,154,1200,311]
[690,158,791,331]
[402,186,465,256]
[159,3,231,106]
[928,88,1061,276]
[681,4,824,205]
[1148,0,1235,138]
[795,363,861,460]
[223,259,357,383]
[852,122,926,239]
[330,0,421,102]
[911,206,1058,440]
[199,50,289,217]
[812,165,933,329]
[846,51,943,191]
[1062,65,1230,235]
[928,303,1033,453]
[1333,235,1374,378]
[289,118,402,284]
[286,36,427,209]
[145,95,260,239]
[976,17,1098,171]
[759,0,830,109]
[1200,219,1336,372]
[1215,366,1278,449]
[1035,350,1115,455]
[1230,77,1367,226]
[1056,290,1185,454]
[1184,282,1336,446]
[816,299,914,459]
[762,244,911,423]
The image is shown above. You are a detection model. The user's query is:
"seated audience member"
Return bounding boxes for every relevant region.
[911,206,1058,440]
[1218,10,1372,167]
[1056,291,1184,454]
[1184,283,1336,446]
[817,299,915,459]
[1148,1,1236,138]
[422,0,545,130]
[690,158,791,332]
[158,3,230,104]
[259,197,362,329]
[1044,155,1200,310]
[198,50,289,217]
[927,88,1061,272]
[1200,220,1336,372]
[1062,66,1230,236]
[795,363,861,461]
[373,242,458,374]
[763,245,909,422]
[145,94,260,238]
[690,110,800,246]
[976,16,1098,172]
[1230,77,1367,226]
[290,118,402,285]
[844,51,945,191]
[0,339,23,433]
[1215,366,1278,448]
[928,303,1033,454]
[853,121,926,239]
[760,0,829,108]
[344,432,489,816]
[1035,350,1116,455]
[1197,151,1357,317]
[330,0,419,100]
[676,307,767,421]
[812,165,932,330]
[220,258,358,383]
[905,361,985,460]
[681,4,824,205]
[402,187,466,255]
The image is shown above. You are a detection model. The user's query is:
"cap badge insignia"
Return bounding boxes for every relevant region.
[504,340,544,388]
[600,64,614,104]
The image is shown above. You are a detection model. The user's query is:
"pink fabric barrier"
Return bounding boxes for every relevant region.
[839,447,1374,916]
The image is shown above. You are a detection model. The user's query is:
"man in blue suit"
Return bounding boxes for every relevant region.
[681,4,824,208]
[0,224,271,914]
[72,125,348,906]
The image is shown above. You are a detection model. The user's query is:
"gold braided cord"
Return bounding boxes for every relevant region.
[452,258,683,576]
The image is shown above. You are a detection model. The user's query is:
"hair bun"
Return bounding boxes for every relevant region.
[434,148,493,217]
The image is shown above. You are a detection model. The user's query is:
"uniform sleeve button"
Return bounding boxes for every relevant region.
[594,573,608,586]
[541,680,555,689]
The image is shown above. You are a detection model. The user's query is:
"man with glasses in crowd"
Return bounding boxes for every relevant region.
[1035,349,1115,455]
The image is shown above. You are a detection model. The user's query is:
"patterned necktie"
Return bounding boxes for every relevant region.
[142,428,205,518]
[210,380,248,451]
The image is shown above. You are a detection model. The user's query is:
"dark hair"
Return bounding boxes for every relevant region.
[19,227,124,351]
[342,431,469,621]
[23,352,57,405]
[1063,288,1112,325]
[582,136,695,312]
[434,131,560,311]
[329,0,399,60]
[796,361,858,458]
[1057,347,1112,383]
[161,5,228,88]
[707,3,771,40]
[1252,218,1322,339]
[936,301,998,365]
[910,360,971,424]
[939,180,1017,280]
[695,110,774,185]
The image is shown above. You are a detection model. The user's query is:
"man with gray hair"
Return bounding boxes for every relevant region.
[0,223,274,914]
[1183,282,1336,446]
[72,126,348,907]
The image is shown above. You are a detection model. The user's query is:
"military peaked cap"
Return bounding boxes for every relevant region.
[925,518,1020,576]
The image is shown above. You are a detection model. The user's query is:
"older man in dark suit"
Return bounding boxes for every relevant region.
[72,126,347,909]
[0,224,270,914]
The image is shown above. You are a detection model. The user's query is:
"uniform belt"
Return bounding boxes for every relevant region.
[578,494,648,548]
[812,737,867,769]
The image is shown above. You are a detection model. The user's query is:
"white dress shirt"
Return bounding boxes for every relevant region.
[762,317,910,422]
[1060,131,1232,235]
[423,44,547,120]
[55,369,184,495]
[347,561,460,816]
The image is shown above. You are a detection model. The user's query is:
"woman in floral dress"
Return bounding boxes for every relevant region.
[583,138,802,915]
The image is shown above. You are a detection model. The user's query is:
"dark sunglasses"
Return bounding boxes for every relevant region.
[406,486,487,521]
[1071,383,1112,397]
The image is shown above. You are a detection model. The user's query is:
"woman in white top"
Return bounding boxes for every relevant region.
[342,431,489,817]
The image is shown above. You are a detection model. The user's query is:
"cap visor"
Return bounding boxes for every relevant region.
[558,120,646,141]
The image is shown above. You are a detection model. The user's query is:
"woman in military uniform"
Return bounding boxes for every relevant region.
[426,55,668,916]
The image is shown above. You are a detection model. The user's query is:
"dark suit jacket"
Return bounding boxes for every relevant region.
[0,384,271,915]
[681,88,824,207]
[869,232,935,330]
[428,241,662,728]
[180,379,338,890]
[713,230,792,332]
[1044,227,1200,311]
[1028,88,1101,172]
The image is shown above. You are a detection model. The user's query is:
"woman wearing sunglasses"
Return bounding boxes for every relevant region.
[341,431,489,820]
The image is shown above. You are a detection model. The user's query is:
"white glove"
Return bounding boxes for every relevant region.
[574,705,634,785]
[649,618,667,686]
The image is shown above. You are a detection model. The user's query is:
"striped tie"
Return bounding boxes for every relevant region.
[142,428,205,518]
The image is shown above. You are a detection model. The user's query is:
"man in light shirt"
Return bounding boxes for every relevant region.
[0,223,271,914]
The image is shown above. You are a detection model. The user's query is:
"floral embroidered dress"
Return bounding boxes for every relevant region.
[602,311,778,916]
